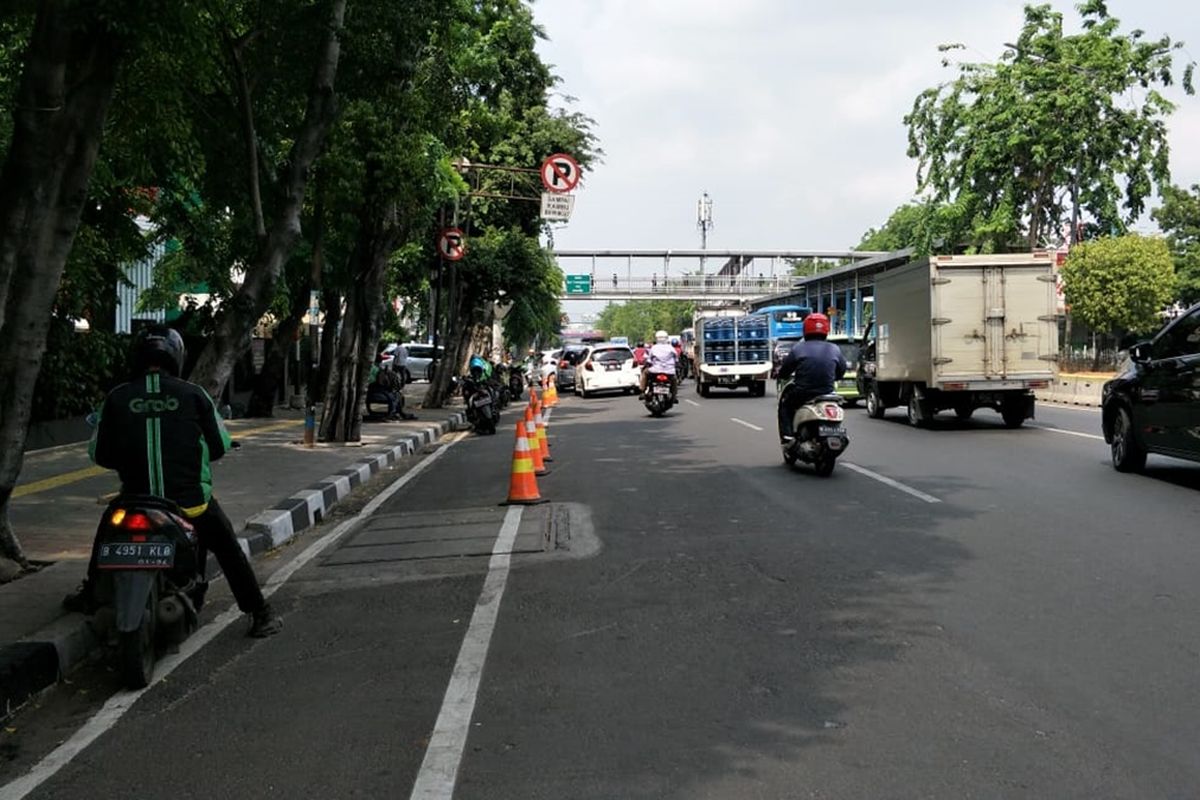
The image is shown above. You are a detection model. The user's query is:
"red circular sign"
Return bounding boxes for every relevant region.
[438,227,466,261]
[540,153,581,193]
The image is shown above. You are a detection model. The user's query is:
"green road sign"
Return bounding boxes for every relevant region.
[565,274,592,294]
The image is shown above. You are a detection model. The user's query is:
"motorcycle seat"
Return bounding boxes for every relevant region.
[811,394,844,404]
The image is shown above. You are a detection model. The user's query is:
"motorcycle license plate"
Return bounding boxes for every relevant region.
[472,395,492,407]
[652,385,670,395]
[819,425,846,437]
[96,541,175,569]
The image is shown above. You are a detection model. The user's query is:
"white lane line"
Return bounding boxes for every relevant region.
[684,399,701,407]
[730,418,764,431]
[843,462,941,504]
[1038,402,1101,413]
[1032,425,1105,442]
[0,432,470,800]
[409,506,524,800]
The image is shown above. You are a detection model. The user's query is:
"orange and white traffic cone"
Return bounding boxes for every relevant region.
[545,374,558,407]
[535,402,552,462]
[524,406,548,475]
[503,420,545,505]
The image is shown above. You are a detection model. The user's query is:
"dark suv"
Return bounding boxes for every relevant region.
[1102,302,1200,472]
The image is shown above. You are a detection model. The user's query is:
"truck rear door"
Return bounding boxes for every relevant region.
[995,264,1057,378]
[932,264,989,380]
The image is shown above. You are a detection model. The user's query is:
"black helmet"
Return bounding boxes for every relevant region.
[132,324,186,377]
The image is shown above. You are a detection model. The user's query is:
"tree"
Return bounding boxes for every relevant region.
[906,2,1195,252]
[1152,183,1200,306]
[182,0,347,399]
[596,300,695,343]
[0,1,177,567]
[1061,234,1175,366]
[788,258,845,277]
[856,201,968,254]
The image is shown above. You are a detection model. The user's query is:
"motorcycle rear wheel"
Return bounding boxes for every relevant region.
[119,584,157,689]
[814,454,837,477]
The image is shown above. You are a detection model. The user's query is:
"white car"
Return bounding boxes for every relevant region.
[575,344,639,397]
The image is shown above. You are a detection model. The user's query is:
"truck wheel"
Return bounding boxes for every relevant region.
[698,383,710,398]
[1111,406,1147,472]
[1000,401,1025,428]
[954,406,974,421]
[907,394,930,428]
[866,386,886,419]
[751,381,766,398]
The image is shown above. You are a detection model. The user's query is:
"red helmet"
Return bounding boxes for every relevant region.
[803,313,830,337]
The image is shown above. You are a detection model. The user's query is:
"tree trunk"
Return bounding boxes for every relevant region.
[188,0,346,399]
[319,203,400,442]
[0,5,125,566]
[422,287,476,409]
[314,286,340,404]
[245,269,312,417]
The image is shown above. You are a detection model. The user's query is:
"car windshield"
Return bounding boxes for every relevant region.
[592,348,632,363]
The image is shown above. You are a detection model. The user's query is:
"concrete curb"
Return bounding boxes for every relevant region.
[1,411,465,720]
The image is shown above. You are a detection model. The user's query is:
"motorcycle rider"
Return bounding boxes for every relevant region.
[640,330,679,398]
[776,313,846,443]
[64,325,282,638]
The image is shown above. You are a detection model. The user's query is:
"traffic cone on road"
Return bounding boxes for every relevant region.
[524,406,548,475]
[535,403,552,462]
[503,420,546,505]
[545,375,559,407]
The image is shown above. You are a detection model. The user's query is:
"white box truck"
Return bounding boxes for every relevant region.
[859,252,1059,428]
[694,309,772,397]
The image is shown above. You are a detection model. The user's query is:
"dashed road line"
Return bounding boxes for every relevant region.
[731,418,764,431]
[684,399,701,407]
[843,463,941,504]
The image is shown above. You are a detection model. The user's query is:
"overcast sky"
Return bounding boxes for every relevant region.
[532,0,1200,255]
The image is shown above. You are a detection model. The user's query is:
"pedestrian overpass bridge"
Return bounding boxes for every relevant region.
[555,247,919,338]
[553,249,884,302]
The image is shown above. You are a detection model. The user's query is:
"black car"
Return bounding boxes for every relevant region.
[555,345,589,390]
[1102,302,1200,472]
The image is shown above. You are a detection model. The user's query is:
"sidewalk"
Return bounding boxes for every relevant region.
[1,385,464,718]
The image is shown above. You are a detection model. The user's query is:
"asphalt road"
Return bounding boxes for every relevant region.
[4,384,1200,799]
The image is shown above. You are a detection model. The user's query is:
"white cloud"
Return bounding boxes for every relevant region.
[534,0,1200,254]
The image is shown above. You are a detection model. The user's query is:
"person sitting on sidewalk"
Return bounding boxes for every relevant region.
[63,325,282,638]
[377,363,415,420]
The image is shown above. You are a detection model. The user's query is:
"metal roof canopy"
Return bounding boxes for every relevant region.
[553,249,886,260]
[747,248,916,310]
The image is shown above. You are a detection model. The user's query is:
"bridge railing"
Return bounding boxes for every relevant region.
[566,275,795,296]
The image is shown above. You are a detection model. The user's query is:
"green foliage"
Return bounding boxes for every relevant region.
[31,321,130,422]
[1152,184,1200,305]
[595,301,696,343]
[906,3,1195,252]
[856,201,970,254]
[788,257,846,277]
[1062,234,1176,335]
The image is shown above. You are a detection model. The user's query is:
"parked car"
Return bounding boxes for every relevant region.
[1102,302,1200,472]
[555,345,589,390]
[575,344,639,397]
[380,342,443,382]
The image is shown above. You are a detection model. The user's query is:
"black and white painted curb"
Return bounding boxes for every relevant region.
[1,412,465,720]
[241,415,465,555]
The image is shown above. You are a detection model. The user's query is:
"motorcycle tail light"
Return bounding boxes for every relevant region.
[123,512,153,531]
[656,374,669,382]
[822,404,841,420]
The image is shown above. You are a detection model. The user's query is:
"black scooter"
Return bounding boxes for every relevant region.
[94,494,207,688]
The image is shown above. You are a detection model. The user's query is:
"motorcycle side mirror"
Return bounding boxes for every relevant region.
[86,412,99,428]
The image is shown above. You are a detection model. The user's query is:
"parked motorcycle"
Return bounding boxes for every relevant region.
[459,374,499,435]
[94,494,208,688]
[506,365,525,401]
[643,371,676,417]
[780,389,849,476]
